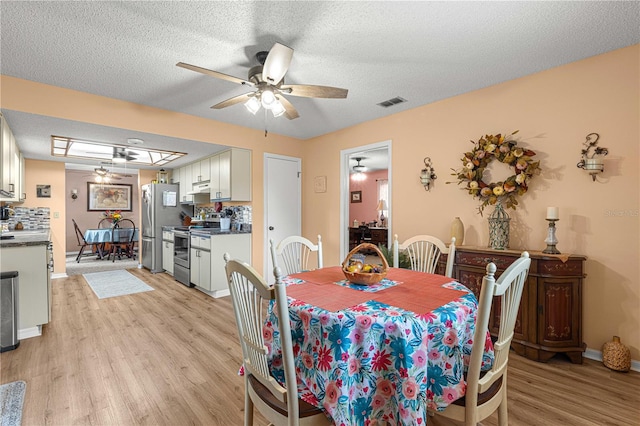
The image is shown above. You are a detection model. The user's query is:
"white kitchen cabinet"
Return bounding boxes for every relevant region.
[210,148,251,202]
[0,113,23,202]
[179,165,194,204]
[0,242,51,333]
[191,158,211,183]
[208,233,251,298]
[162,231,174,275]
[190,235,211,290]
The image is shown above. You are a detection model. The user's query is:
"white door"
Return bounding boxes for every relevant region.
[264,154,301,283]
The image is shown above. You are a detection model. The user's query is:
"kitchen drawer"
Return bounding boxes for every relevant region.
[162,231,174,241]
[190,235,211,250]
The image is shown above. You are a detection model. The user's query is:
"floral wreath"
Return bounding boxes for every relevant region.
[450,131,540,215]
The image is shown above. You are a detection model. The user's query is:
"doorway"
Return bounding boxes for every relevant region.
[340,140,392,261]
[264,153,302,283]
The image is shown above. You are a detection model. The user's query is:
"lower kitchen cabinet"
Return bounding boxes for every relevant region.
[0,242,51,334]
[190,235,211,290]
[162,238,174,275]
[453,246,586,364]
[190,233,251,298]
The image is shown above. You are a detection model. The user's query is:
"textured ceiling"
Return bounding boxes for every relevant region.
[1,1,638,170]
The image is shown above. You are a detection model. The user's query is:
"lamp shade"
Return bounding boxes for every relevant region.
[376,200,388,211]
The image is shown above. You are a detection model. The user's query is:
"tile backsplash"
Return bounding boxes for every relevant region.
[4,207,51,230]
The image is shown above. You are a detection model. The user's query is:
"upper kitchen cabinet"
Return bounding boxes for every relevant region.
[178,164,195,204]
[191,158,211,184]
[210,148,251,202]
[0,112,24,203]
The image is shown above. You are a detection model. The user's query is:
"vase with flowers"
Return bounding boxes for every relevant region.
[104,210,123,226]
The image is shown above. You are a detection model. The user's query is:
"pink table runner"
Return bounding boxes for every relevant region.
[287,266,466,313]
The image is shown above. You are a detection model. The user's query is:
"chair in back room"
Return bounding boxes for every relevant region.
[72,219,92,263]
[108,219,136,262]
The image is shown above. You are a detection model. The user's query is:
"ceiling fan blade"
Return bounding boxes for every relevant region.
[278,96,300,120]
[211,92,255,109]
[176,62,254,87]
[280,84,348,99]
[263,43,293,85]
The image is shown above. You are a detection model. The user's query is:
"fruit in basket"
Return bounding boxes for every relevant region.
[347,261,363,273]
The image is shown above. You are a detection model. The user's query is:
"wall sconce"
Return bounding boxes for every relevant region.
[420,157,437,191]
[577,132,608,181]
[71,189,78,200]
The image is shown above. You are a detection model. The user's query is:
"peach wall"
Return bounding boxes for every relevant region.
[302,45,640,359]
[21,160,66,274]
[349,170,388,225]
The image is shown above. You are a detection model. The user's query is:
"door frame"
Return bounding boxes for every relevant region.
[263,152,302,280]
[340,140,392,261]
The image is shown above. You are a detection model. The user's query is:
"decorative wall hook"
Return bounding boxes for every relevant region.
[577,132,608,181]
[420,157,437,191]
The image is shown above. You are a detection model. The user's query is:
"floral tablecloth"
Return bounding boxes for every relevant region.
[264,267,494,426]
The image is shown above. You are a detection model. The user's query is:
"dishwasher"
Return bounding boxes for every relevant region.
[0,271,19,352]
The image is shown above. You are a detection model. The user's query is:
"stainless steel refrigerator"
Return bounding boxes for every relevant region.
[141,183,189,273]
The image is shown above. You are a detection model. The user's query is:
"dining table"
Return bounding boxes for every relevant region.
[83,227,139,259]
[264,266,495,426]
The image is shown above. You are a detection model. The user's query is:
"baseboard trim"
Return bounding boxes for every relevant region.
[584,347,639,372]
[52,272,68,279]
[18,326,42,340]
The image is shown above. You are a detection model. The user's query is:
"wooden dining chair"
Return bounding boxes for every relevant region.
[72,219,93,263]
[224,254,330,426]
[108,219,136,262]
[393,234,456,277]
[270,235,323,276]
[97,218,113,228]
[432,251,531,426]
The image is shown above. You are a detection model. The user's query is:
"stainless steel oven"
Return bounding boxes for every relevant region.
[173,230,191,287]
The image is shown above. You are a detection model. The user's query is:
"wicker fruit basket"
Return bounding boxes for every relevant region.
[342,243,389,285]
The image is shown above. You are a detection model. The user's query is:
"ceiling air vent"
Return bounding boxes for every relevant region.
[377,96,407,108]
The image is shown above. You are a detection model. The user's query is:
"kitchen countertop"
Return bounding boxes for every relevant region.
[0,229,51,247]
[162,225,251,235]
[189,228,252,236]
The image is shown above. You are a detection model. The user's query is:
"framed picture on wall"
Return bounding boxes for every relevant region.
[87,183,132,211]
[350,190,362,203]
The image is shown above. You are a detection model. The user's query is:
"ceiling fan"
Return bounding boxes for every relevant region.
[112,147,138,163]
[352,157,367,173]
[85,164,133,182]
[177,42,348,120]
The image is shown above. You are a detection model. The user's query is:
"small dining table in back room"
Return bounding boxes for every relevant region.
[83,227,139,259]
[264,266,494,425]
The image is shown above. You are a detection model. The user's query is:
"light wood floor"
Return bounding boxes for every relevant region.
[1,269,638,425]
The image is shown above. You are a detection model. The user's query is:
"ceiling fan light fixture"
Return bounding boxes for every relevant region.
[261,88,277,109]
[244,97,260,114]
[271,100,286,117]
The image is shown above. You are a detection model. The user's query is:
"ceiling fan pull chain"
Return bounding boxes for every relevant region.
[264,107,268,137]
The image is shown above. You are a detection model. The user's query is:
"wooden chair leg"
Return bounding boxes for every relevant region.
[76,246,85,263]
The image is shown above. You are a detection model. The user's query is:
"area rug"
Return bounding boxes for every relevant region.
[66,254,139,276]
[0,380,26,426]
[83,270,154,299]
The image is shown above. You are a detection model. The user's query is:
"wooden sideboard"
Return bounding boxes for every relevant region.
[449,246,587,364]
[348,227,388,252]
